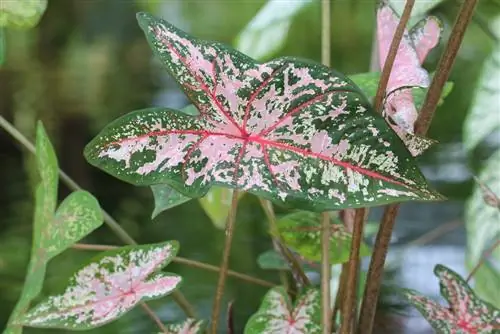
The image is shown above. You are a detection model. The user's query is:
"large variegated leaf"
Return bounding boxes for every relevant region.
[84,12,442,212]
[244,287,320,334]
[0,0,47,29]
[463,16,500,151]
[466,150,500,265]
[20,241,181,330]
[404,265,500,333]
[234,0,313,60]
[275,211,371,264]
[162,318,205,334]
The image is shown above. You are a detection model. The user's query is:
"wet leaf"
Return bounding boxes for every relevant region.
[0,0,47,29]
[151,184,192,219]
[161,318,205,334]
[199,187,241,229]
[466,150,500,265]
[244,287,320,334]
[234,0,313,60]
[404,264,500,333]
[21,241,182,330]
[276,211,371,264]
[463,16,500,151]
[85,12,442,212]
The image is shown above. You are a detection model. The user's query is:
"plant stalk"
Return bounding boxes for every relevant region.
[340,208,366,334]
[210,190,240,334]
[0,115,197,327]
[321,212,331,334]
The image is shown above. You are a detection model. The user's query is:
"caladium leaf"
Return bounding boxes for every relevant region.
[244,287,321,334]
[151,184,192,219]
[257,249,317,271]
[234,0,314,60]
[389,0,445,26]
[20,241,182,330]
[404,264,500,333]
[0,0,47,29]
[84,12,442,212]
[161,318,205,334]
[275,211,371,264]
[466,150,500,266]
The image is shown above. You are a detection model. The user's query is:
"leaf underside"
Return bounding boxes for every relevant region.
[84,12,442,212]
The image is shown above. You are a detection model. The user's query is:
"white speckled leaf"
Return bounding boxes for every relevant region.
[0,0,47,29]
[162,318,205,334]
[84,12,443,212]
[404,264,500,333]
[21,241,181,330]
[244,287,320,334]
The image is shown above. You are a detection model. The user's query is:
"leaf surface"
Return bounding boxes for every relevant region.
[257,249,317,271]
[474,262,500,309]
[151,184,192,219]
[404,264,500,333]
[162,318,205,334]
[199,187,241,229]
[0,0,47,29]
[244,287,321,334]
[21,241,182,330]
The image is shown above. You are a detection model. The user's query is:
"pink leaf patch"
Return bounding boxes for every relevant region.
[377,3,441,134]
[20,241,181,330]
[244,287,321,334]
[404,264,500,333]
[84,13,443,212]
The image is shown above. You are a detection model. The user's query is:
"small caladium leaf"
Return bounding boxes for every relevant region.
[276,211,370,264]
[0,0,47,29]
[84,12,443,212]
[151,184,192,219]
[21,241,182,330]
[257,249,317,272]
[377,3,442,136]
[244,287,321,334]
[161,318,205,334]
[404,264,500,334]
[199,187,242,229]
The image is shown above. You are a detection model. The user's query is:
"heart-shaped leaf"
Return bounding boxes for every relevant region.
[0,0,47,29]
[162,318,205,334]
[404,264,500,333]
[20,241,182,330]
[275,211,371,264]
[84,12,442,212]
[244,287,320,334]
[151,184,192,219]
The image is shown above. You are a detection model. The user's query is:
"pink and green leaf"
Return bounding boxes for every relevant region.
[162,318,205,334]
[276,211,371,264]
[151,184,192,219]
[404,264,500,333]
[244,287,321,334]
[84,12,443,212]
[20,241,182,330]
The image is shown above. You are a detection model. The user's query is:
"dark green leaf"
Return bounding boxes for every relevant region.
[151,184,192,219]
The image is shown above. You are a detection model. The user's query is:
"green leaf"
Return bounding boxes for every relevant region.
[276,211,371,264]
[234,0,313,60]
[463,16,500,151]
[162,318,205,334]
[21,241,182,330]
[199,187,241,229]
[85,13,443,212]
[0,0,47,29]
[466,150,500,265]
[151,184,192,219]
[474,262,500,309]
[257,249,288,270]
[245,287,321,334]
[404,264,500,333]
[0,28,5,66]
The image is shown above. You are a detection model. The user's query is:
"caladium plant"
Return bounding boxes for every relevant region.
[84,12,442,212]
[161,318,205,334]
[376,2,442,155]
[20,241,182,330]
[244,287,321,334]
[404,264,500,334]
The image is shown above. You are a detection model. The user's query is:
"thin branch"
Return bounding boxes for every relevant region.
[140,302,168,333]
[415,0,480,135]
[210,190,240,334]
[373,0,415,112]
[340,208,366,334]
[258,198,311,287]
[332,263,348,333]
[0,115,197,327]
[321,212,331,334]
[467,236,500,282]
[321,0,331,67]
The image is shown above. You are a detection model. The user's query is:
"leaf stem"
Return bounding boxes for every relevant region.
[321,212,331,334]
[210,190,240,334]
[258,198,311,287]
[340,208,366,334]
[0,115,197,326]
[140,302,168,333]
[321,0,331,67]
[373,0,415,112]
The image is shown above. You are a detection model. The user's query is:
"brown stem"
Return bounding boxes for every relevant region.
[73,243,277,289]
[340,208,366,334]
[321,212,331,334]
[467,238,500,282]
[210,190,240,334]
[332,263,348,333]
[140,302,168,333]
[414,0,480,135]
[373,0,415,112]
[0,115,197,327]
[258,198,311,287]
